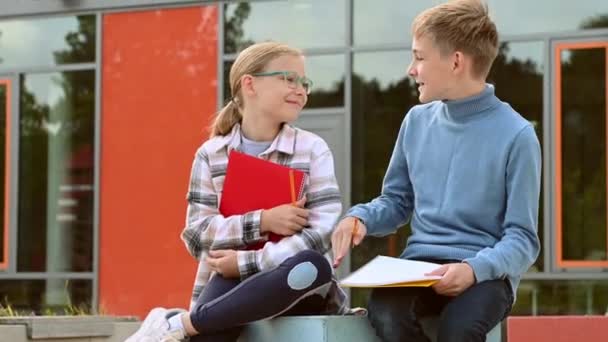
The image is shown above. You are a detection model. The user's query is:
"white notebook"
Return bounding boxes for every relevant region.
[339,255,443,288]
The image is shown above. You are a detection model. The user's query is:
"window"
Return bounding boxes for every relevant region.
[224,0,346,53]
[0,15,96,313]
[554,41,608,268]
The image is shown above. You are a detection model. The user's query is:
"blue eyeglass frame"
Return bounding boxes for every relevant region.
[251,70,313,95]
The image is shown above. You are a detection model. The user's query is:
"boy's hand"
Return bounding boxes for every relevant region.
[426,262,476,296]
[206,250,239,278]
[260,197,309,236]
[331,217,366,268]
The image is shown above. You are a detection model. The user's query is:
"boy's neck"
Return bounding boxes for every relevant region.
[445,80,486,101]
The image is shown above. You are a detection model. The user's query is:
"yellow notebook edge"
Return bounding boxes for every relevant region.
[339,279,439,288]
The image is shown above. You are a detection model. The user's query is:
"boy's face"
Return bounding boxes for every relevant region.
[408,35,455,103]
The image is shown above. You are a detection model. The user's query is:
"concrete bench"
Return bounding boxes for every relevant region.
[239,315,380,342]
[239,315,502,342]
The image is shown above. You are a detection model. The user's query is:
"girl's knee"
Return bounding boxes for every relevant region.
[285,250,331,290]
[291,250,330,272]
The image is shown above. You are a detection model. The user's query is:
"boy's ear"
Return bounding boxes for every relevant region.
[452,51,464,74]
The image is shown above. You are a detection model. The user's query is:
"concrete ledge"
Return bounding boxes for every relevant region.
[239,315,381,342]
[239,315,501,342]
[0,317,139,342]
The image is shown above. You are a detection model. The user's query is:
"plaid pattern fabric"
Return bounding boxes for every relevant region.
[181,123,348,314]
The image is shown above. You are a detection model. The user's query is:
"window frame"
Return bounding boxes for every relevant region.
[553,39,608,268]
[0,78,13,271]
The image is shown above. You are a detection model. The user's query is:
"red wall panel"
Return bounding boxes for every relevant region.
[101,6,217,317]
[508,316,608,342]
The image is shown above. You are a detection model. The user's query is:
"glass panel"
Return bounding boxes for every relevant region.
[0,82,6,269]
[353,0,443,46]
[18,70,95,272]
[488,0,608,36]
[488,41,544,271]
[224,0,345,54]
[350,50,419,307]
[306,55,344,108]
[223,55,344,109]
[560,47,607,261]
[0,15,95,68]
[513,280,608,315]
[223,60,232,104]
[354,0,608,46]
[0,279,92,314]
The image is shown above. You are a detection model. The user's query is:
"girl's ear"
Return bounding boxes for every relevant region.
[240,75,255,96]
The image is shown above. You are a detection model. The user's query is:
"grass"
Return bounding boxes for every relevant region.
[0,280,105,317]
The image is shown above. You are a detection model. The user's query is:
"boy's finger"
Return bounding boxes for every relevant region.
[426,265,448,276]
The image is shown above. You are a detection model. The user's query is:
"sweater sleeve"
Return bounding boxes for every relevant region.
[465,125,541,282]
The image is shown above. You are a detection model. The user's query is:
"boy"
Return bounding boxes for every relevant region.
[332,1,541,341]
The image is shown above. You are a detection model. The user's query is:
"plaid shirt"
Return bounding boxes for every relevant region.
[181,123,348,314]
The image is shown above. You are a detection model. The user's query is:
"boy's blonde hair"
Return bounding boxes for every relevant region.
[412,0,498,79]
[210,41,303,137]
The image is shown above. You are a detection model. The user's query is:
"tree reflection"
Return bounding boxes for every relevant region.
[16,15,95,313]
[560,15,608,264]
[224,3,255,53]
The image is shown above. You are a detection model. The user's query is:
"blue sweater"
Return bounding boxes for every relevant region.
[348,85,541,294]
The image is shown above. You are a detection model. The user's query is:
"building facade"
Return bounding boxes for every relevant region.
[0,0,607,318]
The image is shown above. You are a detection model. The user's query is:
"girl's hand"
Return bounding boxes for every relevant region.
[260,197,309,236]
[206,250,239,278]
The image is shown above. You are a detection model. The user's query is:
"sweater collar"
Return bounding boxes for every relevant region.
[442,84,500,121]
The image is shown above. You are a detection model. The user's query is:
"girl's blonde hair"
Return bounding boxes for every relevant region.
[210,41,303,137]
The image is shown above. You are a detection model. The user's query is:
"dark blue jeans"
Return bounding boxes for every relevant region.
[189,250,332,342]
[368,264,513,342]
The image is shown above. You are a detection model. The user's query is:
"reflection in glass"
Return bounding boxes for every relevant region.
[487,41,544,271]
[0,83,6,268]
[560,47,607,261]
[224,0,345,53]
[305,55,344,108]
[223,60,233,104]
[353,1,608,46]
[350,50,419,307]
[0,279,92,314]
[513,280,608,315]
[18,70,95,274]
[353,0,442,46]
[0,15,95,67]
[487,0,608,36]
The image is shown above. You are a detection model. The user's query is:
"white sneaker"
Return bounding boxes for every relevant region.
[125,307,188,342]
[160,328,188,342]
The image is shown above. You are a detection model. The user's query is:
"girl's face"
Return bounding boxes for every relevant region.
[248,54,309,124]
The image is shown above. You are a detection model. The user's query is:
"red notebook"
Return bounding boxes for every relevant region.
[219,150,307,250]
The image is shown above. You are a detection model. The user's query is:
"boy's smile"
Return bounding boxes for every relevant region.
[408,35,454,103]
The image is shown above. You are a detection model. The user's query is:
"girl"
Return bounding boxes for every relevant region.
[127,41,347,342]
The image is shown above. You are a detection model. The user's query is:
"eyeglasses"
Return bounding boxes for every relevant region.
[251,71,313,95]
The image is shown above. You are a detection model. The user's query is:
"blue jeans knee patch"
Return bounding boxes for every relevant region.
[287,261,318,290]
